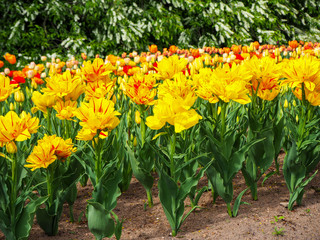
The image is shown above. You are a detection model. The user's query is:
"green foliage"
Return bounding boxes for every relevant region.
[1,0,320,58]
[273,227,285,236]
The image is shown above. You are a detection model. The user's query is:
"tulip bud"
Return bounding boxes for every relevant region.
[204,56,211,65]
[117,93,121,101]
[25,87,32,98]
[124,58,130,65]
[133,136,137,147]
[41,56,47,61]
[284,99,288,108]
[127,109,132,128]
[134,56,140,64]
[274,48,280,57]
[314,48,320,57]
[146,56,152,62]
[157,55,163,62]
[26,70,35,78]
[292,100,297,107]
[188,56,194,63]
[296,115,299,122]
[9,102,15,111]
[297,47,302,56]
[135,110,141,125]
[249,43,254,52]
[142,64,148,74]
[4,68,10,75]
[14,90,25,102]
[31,81,38,89]
[66,61,72,68]
[29,62,36,69]
[6,142,17,154]
[217,106,221,115]
[40,72,46,78]
[112,94,116,104]
[81,53,87,60]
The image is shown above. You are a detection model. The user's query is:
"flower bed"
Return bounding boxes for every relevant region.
[0,41,320,239]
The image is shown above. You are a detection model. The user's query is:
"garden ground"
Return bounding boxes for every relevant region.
[1,154,320,240]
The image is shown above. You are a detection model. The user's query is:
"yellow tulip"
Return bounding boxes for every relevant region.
[31,91,57,114]
[155,55,188,80]
[74,98,121,140]
[81,58,115,83]
[53,99,78,120]
[0,74,17,102]
[42,70,85,101]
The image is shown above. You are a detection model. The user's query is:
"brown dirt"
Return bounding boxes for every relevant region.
[1,154,320,240]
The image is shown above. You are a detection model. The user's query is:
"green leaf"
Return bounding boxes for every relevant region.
[126,143,154,193]
[16,196,48,240]
[283,142,306,193]
[157,168,178,233]
[0,209,12,240]
[36,208,60,236]
[87,202,115,240]
[288,170,318,210]
[233,188,249,217]
[111,211,123,240]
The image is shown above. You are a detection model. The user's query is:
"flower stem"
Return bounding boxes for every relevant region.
[69,205,74,223]
[10,153,17,231]
[146,189,153,208]
[139,105,146,147]
[47,167,53,208]
[47,108,52,134]
[170,132,176,181]
[94,132,103,183]
[301,82,306,107]
[65,119,71,139]
[220,102,227,142]
[172,229,177,237]
[226,203,233,217]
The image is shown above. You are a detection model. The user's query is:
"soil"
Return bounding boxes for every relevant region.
[1,154,320,240]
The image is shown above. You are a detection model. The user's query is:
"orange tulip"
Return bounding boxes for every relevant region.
[0,60,4,68]
[289,40,299,49]
[149,44,158,54]
[231,45,241,54]
[4,53,16,64]
[81,53,87,60]
[253,41,260,50]
[169,45,178,54]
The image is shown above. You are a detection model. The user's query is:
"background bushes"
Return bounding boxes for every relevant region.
[1,0,319,58]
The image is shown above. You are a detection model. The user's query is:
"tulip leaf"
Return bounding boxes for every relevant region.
[36,207,60,236]
[156,159,210,234]
[126,143,154,193]
[87,202,115,240]
[232,187,249,217]
[15,196,48,240]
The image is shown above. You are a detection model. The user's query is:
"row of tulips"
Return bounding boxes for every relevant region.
[1,41,320,239]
